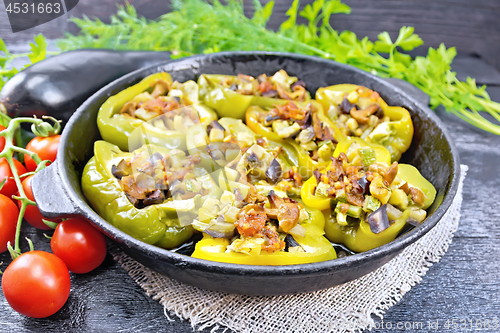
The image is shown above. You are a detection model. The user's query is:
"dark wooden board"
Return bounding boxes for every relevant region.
[0,56,499,333]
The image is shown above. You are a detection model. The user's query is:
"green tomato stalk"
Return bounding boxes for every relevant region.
[0,111,61,259]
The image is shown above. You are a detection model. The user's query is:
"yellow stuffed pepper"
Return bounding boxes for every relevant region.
[316,84,413,162]
[300,137,435,252]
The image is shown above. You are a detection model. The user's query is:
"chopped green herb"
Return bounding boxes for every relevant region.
[363,195,381,212]
[359,147,376,166]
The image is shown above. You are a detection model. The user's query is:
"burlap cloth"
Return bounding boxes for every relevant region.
[112,165,467,333]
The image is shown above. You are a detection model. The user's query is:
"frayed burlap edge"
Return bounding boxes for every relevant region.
[112,165,467,333]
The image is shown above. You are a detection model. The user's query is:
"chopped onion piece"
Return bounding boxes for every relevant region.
[288,224,306,238]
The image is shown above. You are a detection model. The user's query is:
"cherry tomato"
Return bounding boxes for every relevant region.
[2,250,70,318]
[51,217,107,274]
[0,194,19,253]
[0,125,6,152]
[18,175,60,230]
[0,157,27,199]
[24,135,61,172]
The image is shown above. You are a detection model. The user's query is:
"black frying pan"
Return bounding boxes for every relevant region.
[31,52,460,295]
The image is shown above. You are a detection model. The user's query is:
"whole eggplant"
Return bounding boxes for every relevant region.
[0,49,171,124]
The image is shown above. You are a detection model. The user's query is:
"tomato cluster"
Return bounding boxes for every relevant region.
[0,134,107,318]
[1,135,61,230]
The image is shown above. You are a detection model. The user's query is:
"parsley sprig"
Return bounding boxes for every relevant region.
[0,35,48,90]
[2,0,500,134]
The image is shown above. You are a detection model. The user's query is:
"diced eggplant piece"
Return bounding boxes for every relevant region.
[264,115,281,126]
[300,141,317,151]
[285,233,305,252]
[244,151,260,169]
[126,194,143,209]
[285,234,300,248]
[296,109,312,128]
[367,204,390,234]
[112,159,131,180]
[313,170,322,184]
[143,189,165,206]
[340,97,355,114]
[147,152,163,164]
[317,143,332,161]
[265,158,283,183]
[204,229,234,239]
[209,148,225,161]
[388,189,408,210]
[246,144,267,159]
[134,108,159,121]
[291,80,306,90]
[207,120,225,133]
[112,164,127,180]
[261,89,278,98]
[357,175,370,194]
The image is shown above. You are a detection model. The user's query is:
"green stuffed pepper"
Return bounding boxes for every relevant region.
[81,140,221,249]
[97,72,218,152]
[198,70,311,119]
[316,84,414,162]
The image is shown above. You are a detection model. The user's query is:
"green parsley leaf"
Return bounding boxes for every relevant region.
[394,26,423,51]
[280,0,300,31]
[251,0,275,27]
[27,34,47,65]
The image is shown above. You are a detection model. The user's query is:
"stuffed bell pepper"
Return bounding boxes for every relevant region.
[301,138,436,252]
[246,100,345,178]
[191,188,336,265]
[316,84,413,161]
[81,140,220,249]
[97,72,218,151]
[198,70,311,119]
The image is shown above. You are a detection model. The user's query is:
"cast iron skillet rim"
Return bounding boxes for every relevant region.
[59,51,460,276]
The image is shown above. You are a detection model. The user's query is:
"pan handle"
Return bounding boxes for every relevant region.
[31,161,82,218]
